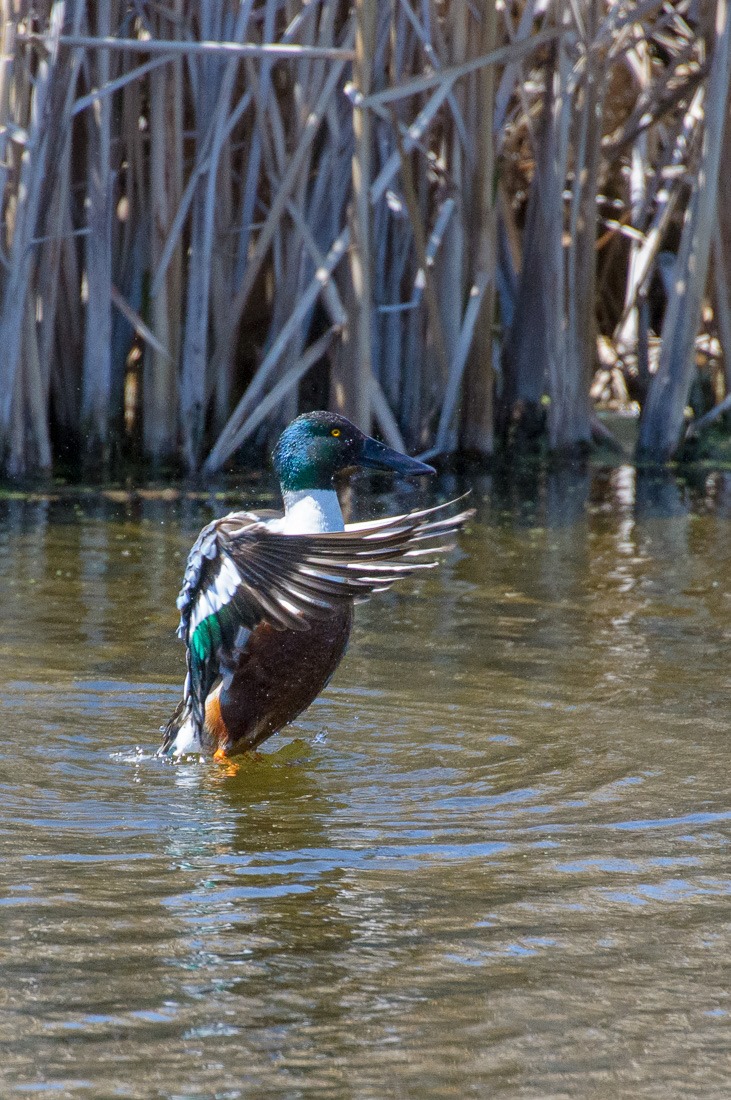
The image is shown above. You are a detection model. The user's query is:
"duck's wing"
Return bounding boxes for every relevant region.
[166,499,473,747]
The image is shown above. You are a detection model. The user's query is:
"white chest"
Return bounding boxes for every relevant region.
[278,489,345,533]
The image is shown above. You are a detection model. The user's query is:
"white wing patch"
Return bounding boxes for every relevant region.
[188,552,242,634]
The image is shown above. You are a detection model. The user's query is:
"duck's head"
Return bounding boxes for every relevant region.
[272,411,435,492]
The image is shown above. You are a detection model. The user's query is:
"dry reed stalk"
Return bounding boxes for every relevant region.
[550,2,604,455]
[210,221,235,437]
[23,296,52,471]
[399,0,470,157]
[495,0,539,135]
[179,4,254,471]
[8,351,24,477]
[612,85,705,343]
[203,227,351,474]
[428,274,490,460]
[53,209,84,434]
[611,40,652,359]
[206,23,354,392]
[368,73,453,207]
[391,114,450,387]
[201,326,337,460]
[425,1,466,454]
[19,31,356,62]
[499,43,563,443]
[0,1,727,476]
[0,12,15,230]
[287,201,349,331]
[81,0,115,464]
[602,42,707,162]
[361,25,564,110]
[268,3,336,433]
[0,6,57,461]
[37,143,73,413]
[268,235,308,431]
[685,244,731,437]
[35,7,85,441]
[340,0,374,431]
[638,0,731,461]
[234,1,286,275]
[145,33,181,463]
[536,37,572,451]
[715,105,731,396]
[460,0,497,457]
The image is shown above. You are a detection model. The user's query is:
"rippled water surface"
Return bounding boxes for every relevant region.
[1,467,730,1099]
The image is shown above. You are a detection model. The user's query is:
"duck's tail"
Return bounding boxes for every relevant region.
[158,694,204,757]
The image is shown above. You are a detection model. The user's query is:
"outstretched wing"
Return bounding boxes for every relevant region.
[169,498,473,745]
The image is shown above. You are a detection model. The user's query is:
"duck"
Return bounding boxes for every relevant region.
[160,410,472,760]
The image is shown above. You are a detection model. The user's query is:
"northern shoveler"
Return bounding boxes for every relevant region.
[160,411,472,760]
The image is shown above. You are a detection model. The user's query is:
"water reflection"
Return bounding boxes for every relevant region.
[0,468,729,1097]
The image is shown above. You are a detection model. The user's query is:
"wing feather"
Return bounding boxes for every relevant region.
[165,499,473,749]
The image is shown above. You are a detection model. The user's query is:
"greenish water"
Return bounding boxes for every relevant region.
[1,467,729,1099]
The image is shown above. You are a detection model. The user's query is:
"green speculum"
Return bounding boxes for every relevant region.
[190,614,223,664]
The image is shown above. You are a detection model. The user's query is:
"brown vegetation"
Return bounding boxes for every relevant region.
[0,1,729,477]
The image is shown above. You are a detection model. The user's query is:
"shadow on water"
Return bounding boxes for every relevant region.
[0,465,730,1098]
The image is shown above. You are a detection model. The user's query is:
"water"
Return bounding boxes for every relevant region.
[1,467,729,1099]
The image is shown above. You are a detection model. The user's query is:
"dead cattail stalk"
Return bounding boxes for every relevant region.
[144,28,182,464]
[0,1,726,475]
[460,0,498,458]
[638,0,731,461]
[203,227,351,474]
[81,0,115,464]
[551,1,604,455]
[18,32,356,63]
[0,4,66,462]
[340,0,374,432]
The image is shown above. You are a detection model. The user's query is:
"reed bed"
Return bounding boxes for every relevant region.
[0,0,727,477]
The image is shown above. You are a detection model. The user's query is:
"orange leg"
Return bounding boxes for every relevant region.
[205,688,230,758]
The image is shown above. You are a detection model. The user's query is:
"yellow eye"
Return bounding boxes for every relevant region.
[331,428,341,437]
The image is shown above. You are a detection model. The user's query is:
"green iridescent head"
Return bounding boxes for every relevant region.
[272,411,435,492]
